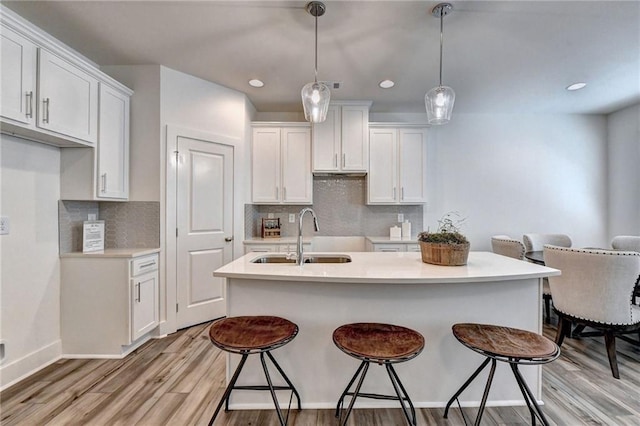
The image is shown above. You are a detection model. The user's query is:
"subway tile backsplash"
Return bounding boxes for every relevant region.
[59,200,160,253]
[246,176,423,239]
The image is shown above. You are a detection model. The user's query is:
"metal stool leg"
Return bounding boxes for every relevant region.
[338,361,370,426]
[209,352,249,426]
[335,360,367,418]
[386,363,417,426]
[265,350,302,410]
[444,357,491,418]
[474,358,497,426]
[510,363,550,426]
[259,352,288,426]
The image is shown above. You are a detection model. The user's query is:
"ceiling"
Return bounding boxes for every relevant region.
[4,1,639,115]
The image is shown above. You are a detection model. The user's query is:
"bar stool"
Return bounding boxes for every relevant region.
[444,323,560,426]
[333,322,425,426]
[207,316,301,426]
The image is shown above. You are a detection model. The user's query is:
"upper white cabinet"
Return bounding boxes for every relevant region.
[0,25,37,125]
[1,7,130,149]
[37,50,99,144]
[252,123,312,204]
[312,102,371,173]
[368,125,427,204]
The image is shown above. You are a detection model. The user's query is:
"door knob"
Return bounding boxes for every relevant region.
[225,237,234,242]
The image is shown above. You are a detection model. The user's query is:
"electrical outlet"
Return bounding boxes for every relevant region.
[397,214,404,223]
[289,213,296,223]
[0,216,9,235]
[88,213,97,221]
[267,213,275,219]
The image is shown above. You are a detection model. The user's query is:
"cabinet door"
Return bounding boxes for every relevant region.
[97,84,130,199]
[252,127,281,203]
[282,127,312,204]
[341,105,369,171]
[245,244,278,254]
[0,26,36,124]
[368,128,398,203]
[38,50,99,144]
[399,128,427,204]
[312,105,340,171]
[131,271,159,341]
[373,244,404,252]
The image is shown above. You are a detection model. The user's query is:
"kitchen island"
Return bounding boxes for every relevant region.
[213,251,560,410]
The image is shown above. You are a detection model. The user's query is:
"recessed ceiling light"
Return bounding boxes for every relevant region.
[249,79,264,88]
[566,82,587,91]
[379,80,395,89]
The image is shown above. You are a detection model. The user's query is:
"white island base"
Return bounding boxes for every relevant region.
[214,251,560,410]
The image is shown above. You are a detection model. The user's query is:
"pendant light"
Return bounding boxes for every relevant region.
[301,1,330,123]
[425,3,455,125]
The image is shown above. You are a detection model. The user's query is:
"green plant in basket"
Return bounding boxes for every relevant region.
[418,212,469,266]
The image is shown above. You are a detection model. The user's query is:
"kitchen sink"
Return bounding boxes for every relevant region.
[251,254,352,264]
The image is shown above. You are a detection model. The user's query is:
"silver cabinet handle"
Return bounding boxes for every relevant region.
[334,153,338,168]
[43,98,50,123]
[393,187,396,199]
[275,186,279,199]
[342,153,346,168]
[26,91,33,118]
[139,261,156,269]
[225,237,234,242]
[136,282,141,302]
[101,173,107,193]
[283,187,287,200]
[401,187,405,201]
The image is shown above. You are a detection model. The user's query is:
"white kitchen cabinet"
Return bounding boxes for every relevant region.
[244,242,311,255]
[0,25,37,125]
[60,83,131,200]
[368,125,427,204]
[252,124,312,204]
[312,102,371,173]
[61,251,159,356]
[38,49,99,144]
[1,9,130,148]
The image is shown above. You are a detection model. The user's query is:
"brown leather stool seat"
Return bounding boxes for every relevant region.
[444,323,560,426]
[207,316,301,426]
[333,323,425,426]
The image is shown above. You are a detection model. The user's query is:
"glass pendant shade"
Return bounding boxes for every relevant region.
[425,85,455,125]
[301,81,331,123]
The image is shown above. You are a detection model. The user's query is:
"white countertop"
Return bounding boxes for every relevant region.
[214,251,560,284]
[60,248,160,258]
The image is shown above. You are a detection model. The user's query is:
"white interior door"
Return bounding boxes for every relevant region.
[176,136,233,329]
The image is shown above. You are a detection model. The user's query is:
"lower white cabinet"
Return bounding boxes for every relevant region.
[244,242,311,254]
[366,241,420,252]
[61,251,159,356]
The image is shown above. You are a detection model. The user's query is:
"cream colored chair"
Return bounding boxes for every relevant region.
[523,233,572,323]
[544,245,640,379]
[611,235,640,303]
[491,235,525,259]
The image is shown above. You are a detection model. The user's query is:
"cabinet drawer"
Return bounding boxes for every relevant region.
[131,254,159,276]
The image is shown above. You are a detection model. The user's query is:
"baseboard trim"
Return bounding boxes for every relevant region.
[0,340,62,392]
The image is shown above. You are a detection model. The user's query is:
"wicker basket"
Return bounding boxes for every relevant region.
[419,241,470,266]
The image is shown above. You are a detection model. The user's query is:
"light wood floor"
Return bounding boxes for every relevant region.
[1,317,639,425]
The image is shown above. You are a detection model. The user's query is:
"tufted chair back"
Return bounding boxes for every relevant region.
[523,233,572,252]
[611,235,640,252]
[544,245,640,325]
[491,235,525,260]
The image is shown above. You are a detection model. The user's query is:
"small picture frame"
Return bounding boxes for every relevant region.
[83,220,105,252]
[261,218,281,239]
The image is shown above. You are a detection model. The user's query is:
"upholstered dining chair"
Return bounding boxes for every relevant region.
[491,235,525,260]
[523,234,572,323]
[544,245,640,379]
[611,235,640,304]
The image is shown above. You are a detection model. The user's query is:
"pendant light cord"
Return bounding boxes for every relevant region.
[314,13,319,83]
[439,8,444,87]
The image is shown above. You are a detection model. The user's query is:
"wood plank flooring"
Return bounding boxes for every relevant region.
[2,318,639,425]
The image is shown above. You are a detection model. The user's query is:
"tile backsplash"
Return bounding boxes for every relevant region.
[246,176,423,239]
[59,200,160,253]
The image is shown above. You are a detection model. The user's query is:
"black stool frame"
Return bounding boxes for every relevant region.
[208,334,301,426]
[443,348,560,426]
[335,356,419,426]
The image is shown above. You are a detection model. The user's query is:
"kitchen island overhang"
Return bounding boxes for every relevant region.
[214,251,560,410]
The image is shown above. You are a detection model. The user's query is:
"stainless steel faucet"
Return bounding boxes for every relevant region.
[297,207,320,265]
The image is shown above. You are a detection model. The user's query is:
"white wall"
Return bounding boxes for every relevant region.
[607,103,640,238]
[0,136,62,390]
[424,114,609,250]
